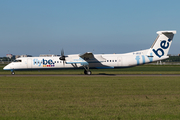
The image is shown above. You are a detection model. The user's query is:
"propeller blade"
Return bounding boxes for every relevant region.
[61,49,64,57]
[59,49,66,66]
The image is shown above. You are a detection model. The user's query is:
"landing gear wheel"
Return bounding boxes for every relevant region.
[87,71,92,75]
[83,65,92,75]
[84,70,87,75]
[11,71,15,75]
[84,70,92,75]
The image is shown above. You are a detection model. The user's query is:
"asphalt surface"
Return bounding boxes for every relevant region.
[1,74,180,77]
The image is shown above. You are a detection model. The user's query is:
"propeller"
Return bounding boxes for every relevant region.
[59,49,66,65]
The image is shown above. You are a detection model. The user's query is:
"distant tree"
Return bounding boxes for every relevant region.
[163,56,180,62]
[1,57,12,61]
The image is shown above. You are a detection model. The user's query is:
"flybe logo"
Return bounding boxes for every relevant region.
[135,53,153,65]
[33,59,55,67]
[153,39,171,58]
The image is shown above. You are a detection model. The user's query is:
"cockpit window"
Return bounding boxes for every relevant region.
[14,60,22,62]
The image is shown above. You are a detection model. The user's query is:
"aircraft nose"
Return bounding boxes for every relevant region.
[3,64,11,70]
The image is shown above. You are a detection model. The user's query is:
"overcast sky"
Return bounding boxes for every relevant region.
[0,0,180,57]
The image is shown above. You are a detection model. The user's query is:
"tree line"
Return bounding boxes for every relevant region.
[0,57,12,61]
[163,56,180,62]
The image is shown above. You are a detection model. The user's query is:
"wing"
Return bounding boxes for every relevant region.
[66,52,106,66]
[79,52,94,60]
[80,52,106,62]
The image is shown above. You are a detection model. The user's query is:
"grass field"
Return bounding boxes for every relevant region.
[0,76,180,119]
[1,64,180,119]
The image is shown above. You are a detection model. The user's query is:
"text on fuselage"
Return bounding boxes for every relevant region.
[153,39,171,58]
[33,59,55,67]
[135,53,153,65]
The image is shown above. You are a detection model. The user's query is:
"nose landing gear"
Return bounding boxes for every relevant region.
[11,70,15,75]
[11,71,15,75]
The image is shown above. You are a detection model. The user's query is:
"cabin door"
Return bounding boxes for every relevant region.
[117,57,122,66]
[27,58,32,68]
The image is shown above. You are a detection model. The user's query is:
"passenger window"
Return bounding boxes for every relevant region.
[57,61,59,63]
[107,60,109,62]
[110,60,111,62]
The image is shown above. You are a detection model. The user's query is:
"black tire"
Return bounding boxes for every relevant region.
[84,70,87,75]
[11,71,15,75]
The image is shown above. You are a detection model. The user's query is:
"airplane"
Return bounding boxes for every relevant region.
[3,30,177,75]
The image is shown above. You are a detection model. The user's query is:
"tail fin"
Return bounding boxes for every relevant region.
[147,31,176,58]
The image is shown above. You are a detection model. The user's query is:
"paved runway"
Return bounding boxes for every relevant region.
[1,74,180,77]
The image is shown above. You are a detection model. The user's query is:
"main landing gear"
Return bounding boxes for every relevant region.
[84,70,92,75]
[83,65,92,75]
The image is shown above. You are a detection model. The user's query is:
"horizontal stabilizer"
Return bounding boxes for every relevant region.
[157,31,176,35]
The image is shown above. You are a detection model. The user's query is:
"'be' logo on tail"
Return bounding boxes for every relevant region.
[153,39,171,58]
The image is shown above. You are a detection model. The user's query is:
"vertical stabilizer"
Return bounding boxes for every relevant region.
[147,31,176,58]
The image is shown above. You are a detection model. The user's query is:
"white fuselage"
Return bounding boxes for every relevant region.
[3,49,168,71]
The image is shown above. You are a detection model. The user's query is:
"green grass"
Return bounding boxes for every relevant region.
[0,76,180,119]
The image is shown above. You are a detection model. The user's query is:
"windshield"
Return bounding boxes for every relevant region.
[13,60,22,62]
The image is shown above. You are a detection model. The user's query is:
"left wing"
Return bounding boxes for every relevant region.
[80,52,106,62]
[65,52,93,65]
[66,52,106,65]
[79,52,94,60]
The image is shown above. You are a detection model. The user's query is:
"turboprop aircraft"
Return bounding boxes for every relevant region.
[3,30,176,75]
